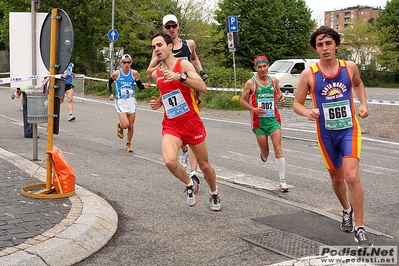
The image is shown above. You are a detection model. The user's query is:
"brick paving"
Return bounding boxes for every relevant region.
[0,158,71,251]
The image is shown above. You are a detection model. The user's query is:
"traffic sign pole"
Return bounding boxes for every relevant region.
[110,0,115,75]
[226,16,238,93]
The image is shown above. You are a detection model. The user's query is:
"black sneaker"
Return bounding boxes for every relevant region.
[190,171,200,192]
[340,206,354,233]
[354,227,373,248]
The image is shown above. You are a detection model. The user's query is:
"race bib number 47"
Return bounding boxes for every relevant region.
[162,89,189,119]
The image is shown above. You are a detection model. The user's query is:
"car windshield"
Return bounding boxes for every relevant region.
[268,61,293,74]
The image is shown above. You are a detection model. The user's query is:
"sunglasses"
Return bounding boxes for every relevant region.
[164,24,178,29]
[122,61,131,64]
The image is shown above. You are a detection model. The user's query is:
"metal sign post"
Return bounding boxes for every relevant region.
[31,0,39,160]
[22,8,75,199]
[109,0,116,75]
[227,16,238,93]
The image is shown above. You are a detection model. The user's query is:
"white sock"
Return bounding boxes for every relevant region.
[210,189,218,195]
[275,157,286,180]
[186,179,193,187]
[344,206,352,213]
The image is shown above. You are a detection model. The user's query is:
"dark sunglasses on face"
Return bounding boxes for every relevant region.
[122,61,131,64]
[164,24,178,29]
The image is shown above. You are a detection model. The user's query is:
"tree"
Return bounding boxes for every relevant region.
[0,0,30,50]
[213,0,314,69]
[340,19,377,65]
[37,0,112,74]
[115,0,216,71]
[375,0,399,72]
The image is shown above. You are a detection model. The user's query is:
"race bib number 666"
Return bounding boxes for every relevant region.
[322,100,353,130]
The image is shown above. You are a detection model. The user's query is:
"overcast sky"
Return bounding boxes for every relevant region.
[305,0,387,25]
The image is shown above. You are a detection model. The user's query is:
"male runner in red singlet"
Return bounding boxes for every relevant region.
[147,14,208,183]
[149,33,221,212]
[293,26,371,248]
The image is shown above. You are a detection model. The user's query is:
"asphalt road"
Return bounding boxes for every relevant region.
[0,86,398,265]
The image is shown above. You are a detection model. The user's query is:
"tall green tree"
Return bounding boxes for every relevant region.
[38,1,111,74]
[340,19,377,64]
[0,0,30,50]
[375,0,399,72]
[213,0,314,69]
[114,0,216,71]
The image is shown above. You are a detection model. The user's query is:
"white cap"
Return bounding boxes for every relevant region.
[162,14,178,25]
[121,54,132,62]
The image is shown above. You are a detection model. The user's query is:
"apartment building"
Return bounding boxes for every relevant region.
[324,5,382,30]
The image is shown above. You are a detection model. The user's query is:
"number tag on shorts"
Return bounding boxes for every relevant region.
[162,89,189,118]
[322,100,353,130]
[258,98,275,117]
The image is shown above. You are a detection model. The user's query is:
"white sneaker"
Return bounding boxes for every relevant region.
[190,171,200,193]
[189,170,198,178]
[185,185,198,207]
[209,193,221,211]
[179,150,189,168]
[279,179,289,192]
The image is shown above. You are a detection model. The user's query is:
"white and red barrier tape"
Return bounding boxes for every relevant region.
[2,74,398,105]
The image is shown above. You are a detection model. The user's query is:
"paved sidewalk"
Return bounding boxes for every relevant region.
[0,147,118,266]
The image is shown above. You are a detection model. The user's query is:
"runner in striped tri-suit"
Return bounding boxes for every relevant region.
[293,26,372,248]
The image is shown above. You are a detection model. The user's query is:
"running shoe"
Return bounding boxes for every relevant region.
[116,122,124,139]
[260,153,268,162]
[68,114,75,121]
[179,150,189,168]
[125,143,133,153]
[279,179,289,192]
[185,185,198,207]
[340,206,354,233]
[354,227,373,248]
[190,174,199,194]
[209,193,221,211]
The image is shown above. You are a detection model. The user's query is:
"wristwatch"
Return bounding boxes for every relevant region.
[180,73,188,82]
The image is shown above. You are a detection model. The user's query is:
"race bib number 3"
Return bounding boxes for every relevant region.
[162,89,189,119]
[322,100,353,130]
[258,98,275,117]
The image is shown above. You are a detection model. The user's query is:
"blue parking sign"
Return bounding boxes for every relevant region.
[228,16,238,32]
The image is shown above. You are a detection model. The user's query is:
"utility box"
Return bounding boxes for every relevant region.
[27,87,48,124]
